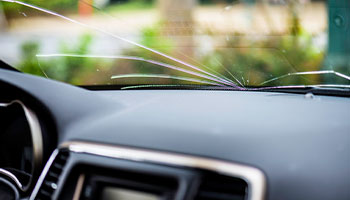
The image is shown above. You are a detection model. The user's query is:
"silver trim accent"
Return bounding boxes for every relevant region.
[72,174,85,200]
[0,100,43,192]
[29,149,59,200]
[0,168,23,189]
[60,141,266,200]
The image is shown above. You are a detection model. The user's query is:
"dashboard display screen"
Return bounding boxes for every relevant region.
[101,187,159,200]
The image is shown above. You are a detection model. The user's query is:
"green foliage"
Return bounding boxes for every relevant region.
[106,0,154,13]
[200,31,324,86]
[46,34,95,84]
[139,25,174,56]
[18,34,99,85]
[2,0,77,18]
[17,28,325,86]
[18,41,43,76]
[109,24,174,83]
[199,0,237,5]
[109,21,325,86]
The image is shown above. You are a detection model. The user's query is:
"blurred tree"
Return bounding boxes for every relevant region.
[288,0,302,36]
[157,0,197,59]
[158,0,196,24]
[0,3,7,31]
[18,34,98,85]
[18,41,42,76]
[2,0,77,18]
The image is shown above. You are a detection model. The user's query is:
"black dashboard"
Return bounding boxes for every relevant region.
[0,68,349,200]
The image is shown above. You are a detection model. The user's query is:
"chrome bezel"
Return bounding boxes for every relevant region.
[57,141,266,200]
[30,141,266,200]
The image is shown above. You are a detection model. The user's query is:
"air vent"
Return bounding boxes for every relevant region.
[35,151,69,200]
[195,171,248,200]
[63,165,179,200]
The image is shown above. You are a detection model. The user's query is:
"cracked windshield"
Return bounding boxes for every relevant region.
[0,0,349,89]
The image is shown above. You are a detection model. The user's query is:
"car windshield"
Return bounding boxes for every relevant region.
[0,0,349,90]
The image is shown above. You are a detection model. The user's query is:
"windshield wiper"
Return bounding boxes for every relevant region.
[81,84,350,97]
[81,84,234,91]
[252,85,350,97]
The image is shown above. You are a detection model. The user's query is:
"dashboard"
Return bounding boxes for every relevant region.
[0,67,349,200]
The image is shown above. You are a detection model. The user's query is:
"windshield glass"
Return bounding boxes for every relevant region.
[0,0,349,89]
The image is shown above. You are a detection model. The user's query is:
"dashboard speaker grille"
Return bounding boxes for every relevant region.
[35,151,69,200]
